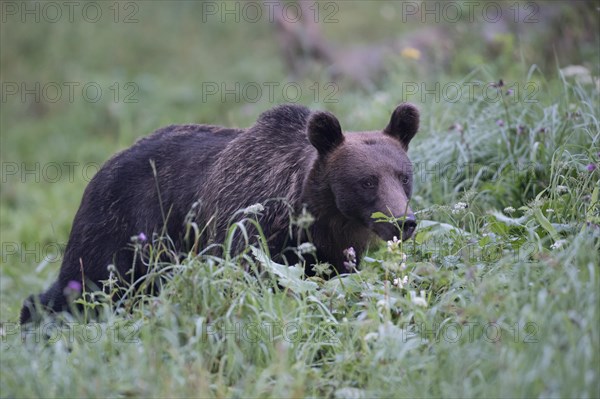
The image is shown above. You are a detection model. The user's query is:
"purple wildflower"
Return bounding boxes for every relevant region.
[496,119,504,127]
[506,89,513,95]
[343,247,357,271]
[449,122,464,133]
[587,163,597,172]
[64,280,82,296]
[138,232,147,241]
[586,222,600,230]
[344,247,356,261]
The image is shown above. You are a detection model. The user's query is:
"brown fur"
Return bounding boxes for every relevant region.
[20,103,420,323]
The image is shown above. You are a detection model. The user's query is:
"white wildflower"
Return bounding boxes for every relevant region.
[393,275,409,288]
[410,290,428,307]
[556,185,569,194]
[452,202,468,214]
[297,242,316,254]
[387,236,400,253]
[504,206,516,214]
[546,208,554,214]
[550,239,567,250]
[243,203,264,214]
[400,262,407,271]
[294,207,315,228]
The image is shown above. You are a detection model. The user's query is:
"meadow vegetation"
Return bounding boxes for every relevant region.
[1,2,598,398]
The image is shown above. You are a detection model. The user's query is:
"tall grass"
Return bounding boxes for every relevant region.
[1,3,599,398]
[2,73,598,397]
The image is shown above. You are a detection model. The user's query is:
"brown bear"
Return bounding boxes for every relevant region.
[20,103,419,323]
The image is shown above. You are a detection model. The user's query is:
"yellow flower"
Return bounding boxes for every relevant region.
[401,47,421,60]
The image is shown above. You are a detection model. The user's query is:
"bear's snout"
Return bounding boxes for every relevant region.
[401,214,417,240]
[372,213,416,242]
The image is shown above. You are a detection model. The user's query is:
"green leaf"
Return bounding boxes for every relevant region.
[371,212,390,221]
[533,207,559,241]
[250,247,318,294]
[478,235,491,247]
[489,211,528,226]
[417,220,472,236]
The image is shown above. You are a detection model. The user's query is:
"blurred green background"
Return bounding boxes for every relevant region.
[0,2,599,397]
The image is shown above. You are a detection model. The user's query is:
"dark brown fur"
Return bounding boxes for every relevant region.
[20,103,420,323]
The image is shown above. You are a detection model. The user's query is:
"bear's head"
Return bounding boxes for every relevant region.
[307,103,419,242]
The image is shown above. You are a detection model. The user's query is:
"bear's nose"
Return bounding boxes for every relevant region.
[401,214,417,240]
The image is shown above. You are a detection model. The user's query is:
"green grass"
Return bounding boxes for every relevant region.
[1,2,599,398]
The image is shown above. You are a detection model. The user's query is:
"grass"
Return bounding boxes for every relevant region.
[1,2,599,398]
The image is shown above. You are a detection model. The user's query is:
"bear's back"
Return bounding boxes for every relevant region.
[199,104,317,248]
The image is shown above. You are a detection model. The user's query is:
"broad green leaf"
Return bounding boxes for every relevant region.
[250,247,318,294]
[533,207,559,241]
[489,211,528,226]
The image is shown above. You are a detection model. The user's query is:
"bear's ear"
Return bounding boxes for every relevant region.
[384,103,420,149]
[307,111,345,156]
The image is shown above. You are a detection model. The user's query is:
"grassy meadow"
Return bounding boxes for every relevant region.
[1,1,599,398]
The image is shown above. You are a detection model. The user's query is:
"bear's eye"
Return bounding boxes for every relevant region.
[361,177,378,189]
[397,172,410,185]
